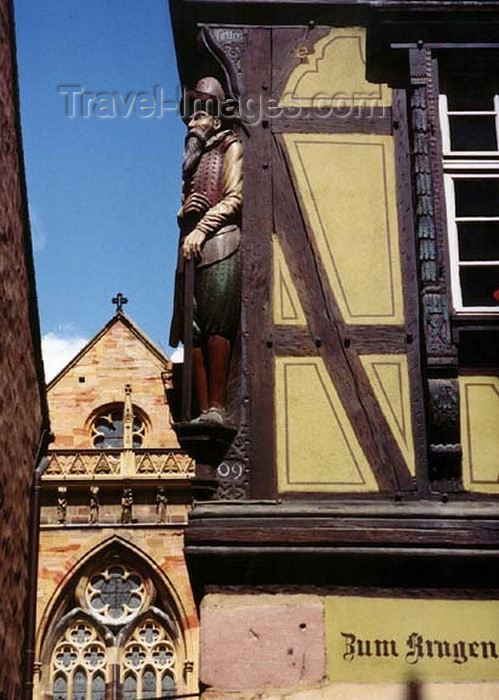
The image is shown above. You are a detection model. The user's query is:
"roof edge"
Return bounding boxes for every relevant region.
[47,312,171,390]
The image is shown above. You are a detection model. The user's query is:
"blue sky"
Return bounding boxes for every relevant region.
[14,0,186,377]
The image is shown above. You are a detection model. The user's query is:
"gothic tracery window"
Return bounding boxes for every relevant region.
[51,622,106,700]
[85,564,146,623]
[49,561,178,700]
[123,620,176,697]
[91,406,146,448]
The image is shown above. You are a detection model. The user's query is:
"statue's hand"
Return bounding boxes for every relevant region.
[182,229,207,260]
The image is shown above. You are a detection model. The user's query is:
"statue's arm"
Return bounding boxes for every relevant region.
[182,140,242,259]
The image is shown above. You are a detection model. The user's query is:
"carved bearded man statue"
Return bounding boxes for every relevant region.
[170,77,243,425]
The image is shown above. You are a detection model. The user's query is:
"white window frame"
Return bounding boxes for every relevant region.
[439,93,499,314]
[439,93,499,158]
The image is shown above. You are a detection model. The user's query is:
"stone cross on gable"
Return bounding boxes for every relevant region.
[112,293,128,313]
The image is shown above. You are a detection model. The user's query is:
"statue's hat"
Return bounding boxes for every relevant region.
[182,76,227,121]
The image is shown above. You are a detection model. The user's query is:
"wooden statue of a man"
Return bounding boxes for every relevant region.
[170,77,242,425]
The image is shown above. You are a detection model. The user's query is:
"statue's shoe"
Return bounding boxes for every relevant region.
[190,410,209,424]
[202,406,225,425]
[190,407,225,426]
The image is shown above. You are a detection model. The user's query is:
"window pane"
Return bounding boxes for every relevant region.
[449,115,497,151]
[142,667,157,699]
[55,645,78,669]
[70,624,92,646]
[460,265,499,306]
[54,674,68,700]
[89,595,105,611]
[139,622,160,645]
[83,645,105,669]
[124,644,146,669]
[123,673,137,700]
[439,48,498,110]
[91,674,106,700]
[161,673,175,697]
[72,668,87,700]
[455,179,499,218]
[458,222,499,260]
[447,87,495,111]
[93,411,123,449]
[128,593,142,610]
[92,408,144,448]
[152,643,174,668]
[88,566,144,621]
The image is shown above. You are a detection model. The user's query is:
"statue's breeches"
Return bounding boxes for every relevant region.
[193,248,241,343]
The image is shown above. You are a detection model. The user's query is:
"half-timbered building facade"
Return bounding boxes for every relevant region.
[170,1,499,698]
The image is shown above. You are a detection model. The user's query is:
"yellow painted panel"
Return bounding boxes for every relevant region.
[460,376,499,493]
[361,354,416,476]
[280,27,391,109]
[326,597,499,682]
[275,357,378,492]
[273,233,306,325]
[283,132,404,325]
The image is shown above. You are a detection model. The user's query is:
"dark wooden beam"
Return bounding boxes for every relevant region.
[242,28,277,499]
[184,502,499,592]
[392,87,429,495]
[274,325,413,355]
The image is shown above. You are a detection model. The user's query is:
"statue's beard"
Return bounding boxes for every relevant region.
[182,128,207,179]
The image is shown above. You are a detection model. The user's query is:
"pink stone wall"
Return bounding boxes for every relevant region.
[200,594,326,692]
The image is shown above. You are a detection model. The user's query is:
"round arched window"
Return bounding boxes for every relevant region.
[84,564,147,624]
[91,406,145,449]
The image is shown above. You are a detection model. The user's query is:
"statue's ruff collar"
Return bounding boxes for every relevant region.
[205,129,233,151]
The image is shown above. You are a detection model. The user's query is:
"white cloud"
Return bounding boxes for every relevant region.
[42,333,89,382]
[170,346,184,363]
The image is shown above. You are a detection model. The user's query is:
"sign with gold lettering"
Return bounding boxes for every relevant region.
[326,597,499,682]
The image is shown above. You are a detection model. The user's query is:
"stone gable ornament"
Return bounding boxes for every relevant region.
[170,76,242,427]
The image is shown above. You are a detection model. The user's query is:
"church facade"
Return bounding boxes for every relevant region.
[34,312,198,699]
